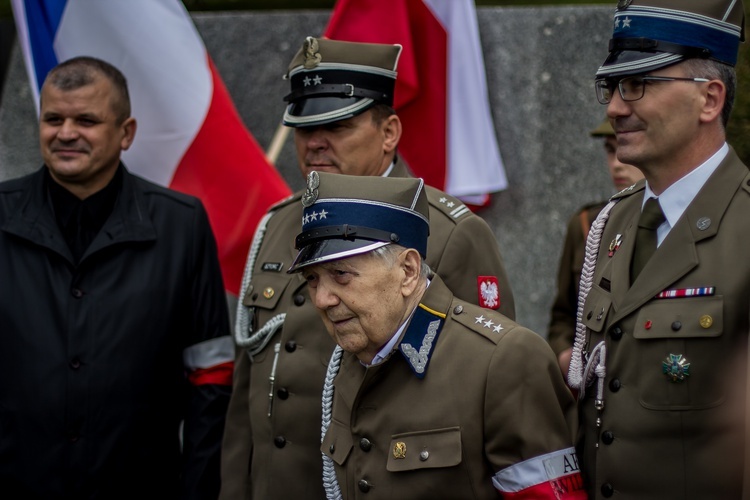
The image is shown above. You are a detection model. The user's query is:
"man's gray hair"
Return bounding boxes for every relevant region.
[371,244,431,279]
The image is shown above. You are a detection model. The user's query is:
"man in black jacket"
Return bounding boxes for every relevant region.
[0,56,232,499]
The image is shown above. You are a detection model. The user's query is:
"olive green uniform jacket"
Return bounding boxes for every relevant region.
[548,201,608,356]
[576,149,750,499]
[322,274,581,499]
[219,164,515,499]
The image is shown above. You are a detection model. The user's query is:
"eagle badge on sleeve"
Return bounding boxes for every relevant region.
[477,276,500,310]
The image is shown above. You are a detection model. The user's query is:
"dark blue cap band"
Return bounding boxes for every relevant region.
[612,7,741,65]
[299,199,429,258]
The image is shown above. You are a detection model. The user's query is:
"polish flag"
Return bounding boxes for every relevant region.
[324,0,507,206]
[11,0,292,295]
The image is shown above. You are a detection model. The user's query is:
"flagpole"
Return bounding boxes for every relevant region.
[266,122,291,165]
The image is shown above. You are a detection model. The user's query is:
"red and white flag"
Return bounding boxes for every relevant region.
[324,0,507,206]
[11,0,292,295]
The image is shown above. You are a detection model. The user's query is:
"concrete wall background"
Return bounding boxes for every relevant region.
[0,6,615,337]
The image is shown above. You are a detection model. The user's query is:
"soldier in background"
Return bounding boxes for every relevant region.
[547,118,643,378]
[220,37,515,499]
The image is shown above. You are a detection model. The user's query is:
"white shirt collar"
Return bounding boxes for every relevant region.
[643,143,728,245]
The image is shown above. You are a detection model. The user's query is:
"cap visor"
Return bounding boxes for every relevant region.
[283,96,374,127]
[596,50,684,78]
[288,239,389,273]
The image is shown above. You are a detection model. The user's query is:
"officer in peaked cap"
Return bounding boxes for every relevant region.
[569,0,750,498]
[282,36,401,127]
[287,171,583,500]
[219,37,516,500]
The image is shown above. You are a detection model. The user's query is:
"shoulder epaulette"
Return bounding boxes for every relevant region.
[449,300,516,345]
[610,179,645,201]
[424,186,472,222]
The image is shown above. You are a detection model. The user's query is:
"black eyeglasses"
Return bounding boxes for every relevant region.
[595,76,710,104]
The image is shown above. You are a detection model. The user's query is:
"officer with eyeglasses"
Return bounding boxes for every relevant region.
[567,0,750,498]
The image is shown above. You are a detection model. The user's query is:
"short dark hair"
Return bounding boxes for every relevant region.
[680,58,736,128]
[369,103,397,126]
[44,56,131,123]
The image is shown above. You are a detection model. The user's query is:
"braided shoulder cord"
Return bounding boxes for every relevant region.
[568,199,618,394]
[322,346,344,500]
[235,212,284,357]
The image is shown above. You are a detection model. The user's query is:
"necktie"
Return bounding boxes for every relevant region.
[631,197,666,282]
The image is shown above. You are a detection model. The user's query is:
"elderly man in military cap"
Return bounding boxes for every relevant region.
[219,37,515,499]
[567,0,750,498]
[288,171,584,499]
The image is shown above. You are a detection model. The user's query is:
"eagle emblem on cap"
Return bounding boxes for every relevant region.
[301,170,320,207]
[616,0,632,10]
[303,36,322,69]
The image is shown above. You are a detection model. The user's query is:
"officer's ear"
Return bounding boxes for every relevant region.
[399,248,422,297]
[381,114,401,155]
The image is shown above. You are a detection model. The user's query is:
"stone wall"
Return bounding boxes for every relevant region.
[0,6,615,336]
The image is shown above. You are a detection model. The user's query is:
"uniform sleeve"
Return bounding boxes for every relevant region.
[432,213,516,320]
[547,211,584,356]
[218,345,253,499]
[181,202,233,500]
[485,327,585,498]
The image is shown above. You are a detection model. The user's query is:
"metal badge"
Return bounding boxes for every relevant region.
[263,287,275,299]
[303,36,322,69]
[699,315,713,328]
[301,171,320,207]
[608,234,622,257]
[393,442,406,459]
[663,354,690,382]
[696,217,711,231]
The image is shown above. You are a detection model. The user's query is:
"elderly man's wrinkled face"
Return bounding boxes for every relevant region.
[302,250,414,364]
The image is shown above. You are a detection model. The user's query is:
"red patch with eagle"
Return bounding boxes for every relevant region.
[477,276,500,309]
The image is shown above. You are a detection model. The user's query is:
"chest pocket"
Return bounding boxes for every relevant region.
[242,273,294,311]
[581,285,612,334]
[386,427,461,472]
[633,295,725,410]
[321,418,353,466]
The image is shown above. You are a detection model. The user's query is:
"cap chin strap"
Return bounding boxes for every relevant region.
[295,224,400,250]
[609,37,712,59]
[284,84,391,104]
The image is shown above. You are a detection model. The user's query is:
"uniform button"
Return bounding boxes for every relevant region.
[420,450,429,461]
[358,479,371,493]
[601,431,614,445]
[601,483,614,497]
[285,341,297,353]
[273,436,286,448]
[609,326,623,341]
[276,388,289,400]
[359,438,372,452]
[609,378,621,392]
[70,288,84,299]
[69,357,82,370]
[293,294,305,306]
[453,305,463,315]
[671,321,682,331]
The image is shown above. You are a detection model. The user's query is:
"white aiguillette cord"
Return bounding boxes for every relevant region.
[569,200,618,418]
[322,346,344,500]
